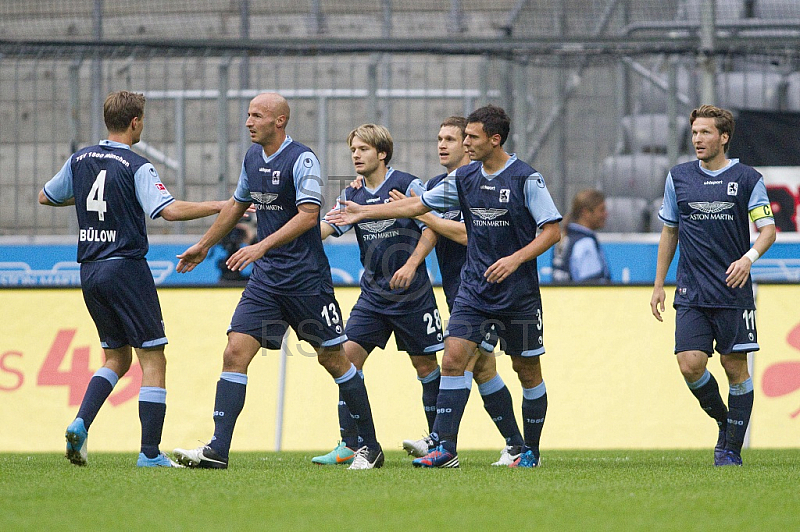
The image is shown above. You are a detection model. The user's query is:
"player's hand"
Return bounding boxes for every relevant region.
[226,242,267,271]
[484,255,522,283]
[390,263,416,290]
[325,200,363,225]
[242,203,257,219]
[349,175,364,189]
[725,256,753,288]
[176,243,209,273]
[650,286,666,322]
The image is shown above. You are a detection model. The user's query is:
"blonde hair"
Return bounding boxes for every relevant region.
[347,124,394,164]
[104,91,146,133]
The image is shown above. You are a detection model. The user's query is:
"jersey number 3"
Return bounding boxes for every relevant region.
[86,170,108,221]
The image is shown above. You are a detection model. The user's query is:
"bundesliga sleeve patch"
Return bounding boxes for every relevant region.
[155,182,169,195]
[749,204,773,222]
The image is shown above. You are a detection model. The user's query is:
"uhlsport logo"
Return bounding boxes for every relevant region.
[250,192,282,211]
[688,201,735,221]
[469,208,510,226]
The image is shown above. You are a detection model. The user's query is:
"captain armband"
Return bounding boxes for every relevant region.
[749,204,774,223]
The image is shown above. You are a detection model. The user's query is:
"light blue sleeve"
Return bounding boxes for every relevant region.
[42,156,75,204]
[420,175,460,212]
[134,163,175,219]
[570,237,605,281]
[293,151,324,206]
[233,162,252,203]
[658,172,679,227]
[523,173,562,226]
[407,178,428,230]
[748,177,775,228]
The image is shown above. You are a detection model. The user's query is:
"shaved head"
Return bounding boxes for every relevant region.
[251,92,290,127]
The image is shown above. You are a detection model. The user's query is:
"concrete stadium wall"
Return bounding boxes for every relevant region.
[2,285,799,453]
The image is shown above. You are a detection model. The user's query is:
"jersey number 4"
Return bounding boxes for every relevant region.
[86,170,108,221]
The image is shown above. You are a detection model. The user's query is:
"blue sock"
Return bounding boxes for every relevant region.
[479,374,524,447]
[686,370,728,432]
[419,366,441,433]
[726,378,754,453]
[76,367,118,429]
[209,372,247,459]
[337,392,359,449]
[139,387,167,459]
[431,375,469,454]
[336,365,378,449]
[521,381,547,455]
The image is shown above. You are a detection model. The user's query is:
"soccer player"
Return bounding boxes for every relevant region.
[393,116,525,466]
[328,105,562,468]
[172,93,383,470]
[38,90,225,467]
[312,124,444,466]
[650,104,776,466]
[552,189,611,283]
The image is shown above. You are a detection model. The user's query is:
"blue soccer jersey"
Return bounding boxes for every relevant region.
[42,140,175,262]
[233,136,334,296]
[426,172,467,312]
[325,168,437,314]
[658,159,773,309]
[421,157,562,314]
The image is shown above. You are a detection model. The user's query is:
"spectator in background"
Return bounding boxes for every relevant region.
[551,189,610,283]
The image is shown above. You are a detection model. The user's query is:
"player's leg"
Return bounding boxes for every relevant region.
[675,306,728,464]
[471,349,524,465]
[317,344,383,470]
[174,285,278,469]
[390,303,444,434]
[502,308,547,468]
[133,346,180,467]
[719,352,751,465]
[290,291,383,470]
[336,341,370,453]
[66,345,132,466]
[412,335,473,468]
[311,303,388,464]
[510,354,546,467]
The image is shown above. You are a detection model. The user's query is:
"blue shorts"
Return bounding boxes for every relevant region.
[345,299,444,355]
[229,281,347,350]
[675,305,759,356]
[80,259,167,350]
[446,302,544,357]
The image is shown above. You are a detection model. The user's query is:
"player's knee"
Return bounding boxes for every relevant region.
[410,354,438,377]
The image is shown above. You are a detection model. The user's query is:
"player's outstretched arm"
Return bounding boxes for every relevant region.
[160,200,226,222]
[176,198,250,273]
[485,221,561,284]
[388,189,467,245]
[227,202,321,272]
[327,196,430,226]
[725,222,776,288]
[650,225,678,322]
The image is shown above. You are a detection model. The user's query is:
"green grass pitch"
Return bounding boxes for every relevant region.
[2,450,799,531]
